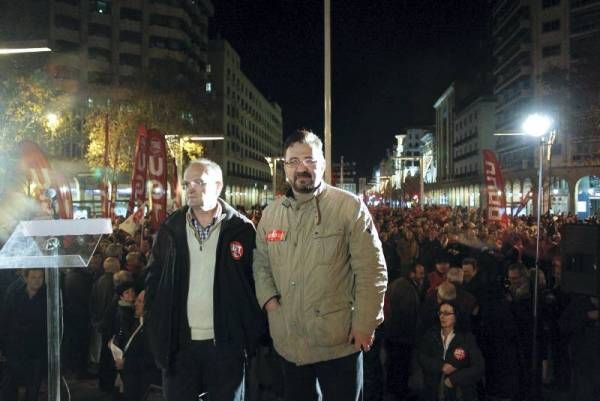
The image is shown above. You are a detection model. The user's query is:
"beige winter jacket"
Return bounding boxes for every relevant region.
[253,184,387,365]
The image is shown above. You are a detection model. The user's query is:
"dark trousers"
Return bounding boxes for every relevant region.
[278,351,363,401]
[162,340,245,401]
[385,340,414,400]
[0,357,44,401]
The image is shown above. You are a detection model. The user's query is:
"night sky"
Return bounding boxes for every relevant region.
[211,0,491,176]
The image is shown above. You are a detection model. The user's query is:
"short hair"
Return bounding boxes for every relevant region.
[126,251,141,266]
[283,129,324,155]
[23,268,44,278]
[462,257,478,270]
[113,270,133,286]
[437,282,456,302]
[103,256,121,273]
[508,263,528,277]
[105,243,123,258]
[186,158,223,182]
[447,267,464,285]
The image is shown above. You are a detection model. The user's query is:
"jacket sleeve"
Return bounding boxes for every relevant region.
[348,199,388,335]
[252,218,279,308]
[448,333,485,387]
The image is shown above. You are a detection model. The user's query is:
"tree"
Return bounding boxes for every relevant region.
[84,85,214,173]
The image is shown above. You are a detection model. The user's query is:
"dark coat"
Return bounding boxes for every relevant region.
[144,201,266,370]
[418,329,484,401]
[122,320,161,401]
[0,281,47,360]
[90,272,116,336]
[386,277,422,344]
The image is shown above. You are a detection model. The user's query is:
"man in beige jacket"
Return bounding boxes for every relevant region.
[253,129,387,401]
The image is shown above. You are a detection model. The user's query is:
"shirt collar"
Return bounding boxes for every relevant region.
[186,201,223,228]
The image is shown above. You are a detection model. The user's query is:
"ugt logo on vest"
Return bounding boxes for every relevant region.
[230,241,244,261]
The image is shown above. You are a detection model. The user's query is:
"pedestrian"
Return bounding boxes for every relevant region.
[0,269,47,401]
[253,129,388,401]
[145,158,265,401]
[417,300,484,401]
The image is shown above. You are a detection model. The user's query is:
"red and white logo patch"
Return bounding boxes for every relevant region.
[230,241,244,260]
[453,347,466,361]
[266,229,286,242]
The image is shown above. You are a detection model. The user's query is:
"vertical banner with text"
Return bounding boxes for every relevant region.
[482,149,507,223]
[128,125,149,215]
[147,129,168,231]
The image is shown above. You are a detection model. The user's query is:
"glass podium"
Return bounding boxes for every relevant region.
[0,219,112,401]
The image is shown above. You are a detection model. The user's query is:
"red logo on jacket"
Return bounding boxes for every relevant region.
[230,241,244,260]
[453,347,466,361]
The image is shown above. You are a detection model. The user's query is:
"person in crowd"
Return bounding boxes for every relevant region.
[418,281,457,337]
[559,295,600,401]
[253,129,387,401]
[114,290,161,401]
[112,281,137,350]
[396,228,419,277]
[385,262,426,400]
[145,158,265,401]
[505,263,533,401]
[0,269,47,401]
[417,300,484,401]
[124,251,144,281]
[63,265,94,378]
[427,253,450,297]
[90,256,121,393]
[446,267,478,318]
[419,228,442,273]
[381,231,401,282]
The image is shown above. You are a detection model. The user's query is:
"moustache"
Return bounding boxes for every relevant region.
[295,172,312,179]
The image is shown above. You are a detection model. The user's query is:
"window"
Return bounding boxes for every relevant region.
[120,7,142,21]
[120,53,141,67]
[206,64,211,73]
[120,30,141,43]
[55,15,80,31]
[89,23,111,37]
[55,40,80,52]
[89,47,111,61]
[542,0,560,8]
[205,82,212,93]
[542,44,561,57]
[542,19,560,32]
[88,71,112,85]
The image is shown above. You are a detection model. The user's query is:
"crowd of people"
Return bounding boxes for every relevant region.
[0,132,599,401]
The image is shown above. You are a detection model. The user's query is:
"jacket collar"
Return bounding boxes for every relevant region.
[282,183,327,209]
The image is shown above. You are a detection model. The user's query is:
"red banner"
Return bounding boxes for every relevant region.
[20,141,72,219]
[482,149,506,222]
[147,129,168,231]
[128,125,149,215]
[54,172,73,219]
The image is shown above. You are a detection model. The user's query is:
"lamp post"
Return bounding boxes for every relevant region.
[522,113,554,401]
[265,156,284,202]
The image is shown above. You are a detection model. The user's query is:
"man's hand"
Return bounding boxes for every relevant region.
[115,358,124,370]
[264,297,280,312]
[444,377,454,388]
[348,329,374,352]
[442,363,457,375]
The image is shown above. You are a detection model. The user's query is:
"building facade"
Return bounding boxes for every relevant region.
[204,39,283,208]
[492,0,600,216]
[332,157,358,194]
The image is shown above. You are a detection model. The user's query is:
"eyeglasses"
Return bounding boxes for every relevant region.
[182,179,211,190]
[438,311,455,317]
[284,158,319,168]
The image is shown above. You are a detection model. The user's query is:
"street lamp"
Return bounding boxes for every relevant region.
[265,156,284,202]
[46,112,60,132]
[521,112,554,400]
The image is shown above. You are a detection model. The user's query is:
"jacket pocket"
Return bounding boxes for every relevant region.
[312,227,345,264]
[267,306,287,347]
[308,301,352,347]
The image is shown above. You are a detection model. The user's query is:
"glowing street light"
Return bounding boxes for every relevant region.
[522,113,553,137]
[46,113,60,132]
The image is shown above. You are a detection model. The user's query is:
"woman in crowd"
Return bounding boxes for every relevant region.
[417,300,484,401]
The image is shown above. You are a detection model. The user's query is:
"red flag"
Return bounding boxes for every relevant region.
[20,141,73,219]
[54,172,73,219]
[128,125,149,215]
[482,149,507,223]
[147,129,168,231]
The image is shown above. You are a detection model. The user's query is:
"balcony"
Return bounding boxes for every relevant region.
[495,65,532,92]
